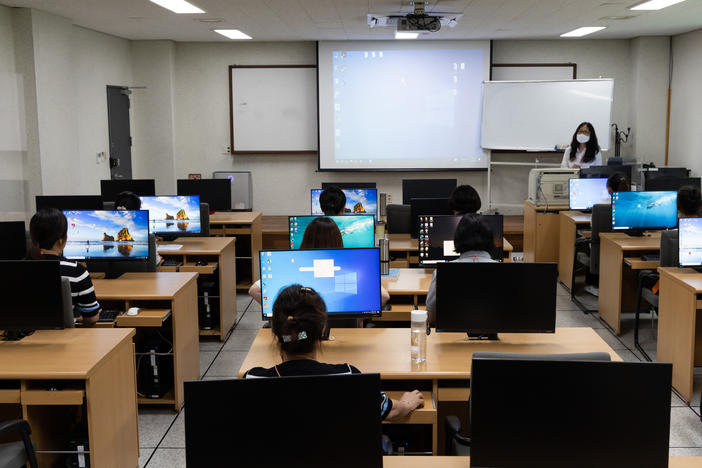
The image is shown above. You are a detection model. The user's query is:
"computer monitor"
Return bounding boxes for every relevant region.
[288,215,375,249]
[311,188,378,218]
[678,217,702,268]
[259,248,381,319]
[644,176,701,192]
[611,191,678,232]
[409,198,452,238]
[470,357,672,468]
[0,260,65,332]
[0,221,27,260]
[177,179,232,212]
[402,178,457,205]
[436,262,557,336]
[62,210,150,260]
[418,215,503,264]
[139,196,202,237]
[643,167,689,181]
[184,374,383,468]
[35,195,104,212]
[321,182,377,189]
[568,178,610,211]
[579,165,632,182]
[100,179,155,202]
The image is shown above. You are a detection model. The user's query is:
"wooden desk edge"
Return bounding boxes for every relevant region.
[94,272,199,300]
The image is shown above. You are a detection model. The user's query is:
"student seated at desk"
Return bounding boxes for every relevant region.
[607,172,630,195]
[115,191,141,210]
[448,185,481,214]
[560,122,603,169]
[244,284,424,420]
[249,217,390,305]
[677,185,702,218]
[426,214,497,326]
[29,208,101,326]
[319,186,346,216]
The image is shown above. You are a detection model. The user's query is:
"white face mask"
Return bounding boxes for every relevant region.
[576,134,590,144]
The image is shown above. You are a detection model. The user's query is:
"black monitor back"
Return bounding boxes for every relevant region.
[184,374,383,468]
[644,167,689,181]
[36,195,103,211]
[402,178,457,205]
[0,260,65,331]
[100,179,155,201]
[644,176,701,192]
[579,165,632,182]
[436,262,557,334]
[409,197,452,238]
[322,182,377,189]
[0,221,27,260]
[177,179,231,212]
[470,358,672,468]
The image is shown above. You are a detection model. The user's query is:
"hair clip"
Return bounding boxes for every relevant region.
[281,331,307,343]
[299,286,314,295]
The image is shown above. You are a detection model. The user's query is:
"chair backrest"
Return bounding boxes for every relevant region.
[61,277,75,329]
[102,201,115,210]
[200,202,210,237]
[589,203,612,274]
[660,229,679,268]
[386,204,411,234]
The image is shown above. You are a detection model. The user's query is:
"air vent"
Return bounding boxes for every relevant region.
[600,15,637,20]
[197,18,225,23]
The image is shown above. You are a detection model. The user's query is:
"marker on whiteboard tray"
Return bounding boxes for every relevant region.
[554,144,568,151]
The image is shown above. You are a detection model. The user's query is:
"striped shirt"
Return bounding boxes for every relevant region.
[245,359,393,420]
[42,254,100,318]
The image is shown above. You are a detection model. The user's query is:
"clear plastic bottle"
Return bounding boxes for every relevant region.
[410,310,427,363]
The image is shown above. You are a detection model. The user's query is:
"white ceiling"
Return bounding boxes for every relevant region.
[3,0,702,41]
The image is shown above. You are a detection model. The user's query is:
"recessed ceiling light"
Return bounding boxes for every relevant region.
[395,31,419,39]
[630,0,687,10]
[149,0,204,14]
[560,26,607,37]
[214,29,253,40]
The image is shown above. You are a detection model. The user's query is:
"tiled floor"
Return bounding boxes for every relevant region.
[138,288,702,467]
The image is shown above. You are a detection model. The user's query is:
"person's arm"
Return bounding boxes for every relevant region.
[381,286,390,306]
[594,151,603,166]
[386,390,424,420]
[560,147,571,168]
[248,280,262,305]
[425,271,437,326]
[73,266,101,326]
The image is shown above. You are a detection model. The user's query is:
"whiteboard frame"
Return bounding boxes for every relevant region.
[229,65,318,155]
[490,63,577,81]
[481,78,614,151]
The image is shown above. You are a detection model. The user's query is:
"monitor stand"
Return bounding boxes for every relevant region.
[103,263,124,280]
[626,229,645,237]
[465,333,499,341]
[2,330,33,341]
[159,235,179,242]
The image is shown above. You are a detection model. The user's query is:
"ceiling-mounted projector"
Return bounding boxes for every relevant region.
[367,1,460,34]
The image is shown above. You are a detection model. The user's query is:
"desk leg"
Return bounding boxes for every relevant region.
[173,280,200,410]
[558,217,576,291]
[598,240,623,334]
[658,276,697,403]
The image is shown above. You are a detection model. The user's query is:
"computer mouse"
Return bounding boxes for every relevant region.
[126,307,140,316]
[196,260,208,266]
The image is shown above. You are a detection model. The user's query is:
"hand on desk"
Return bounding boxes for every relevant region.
[387,390,425,420]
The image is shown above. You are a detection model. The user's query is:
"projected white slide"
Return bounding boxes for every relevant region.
[318,41,490,170]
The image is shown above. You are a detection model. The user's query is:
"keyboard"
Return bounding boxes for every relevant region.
[97,309,123,323]
[641,254,660,262]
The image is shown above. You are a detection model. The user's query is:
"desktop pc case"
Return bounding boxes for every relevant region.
[213,171,253,211]
[528,168,579,206]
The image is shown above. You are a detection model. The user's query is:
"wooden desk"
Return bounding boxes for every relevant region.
[657,267,702,403]
[523,200,570,263]
[0,329,138,467]
[558,211,592,291]
[94,272,199,410]
[209,211,262,290]
[381,457,702,468]
[262,215,289,250]
[379,268,433,321]
[158,237,237,341]
[598,233,661,335]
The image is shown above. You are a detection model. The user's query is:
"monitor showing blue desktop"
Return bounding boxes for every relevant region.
[311,189,378,218]
[611,191,678,231]
[63,210,149,260]
[139,196,201,235]
[289,216,375,249]
[569,178,610,211]
[259,248,381,319]
[679,217,702,267]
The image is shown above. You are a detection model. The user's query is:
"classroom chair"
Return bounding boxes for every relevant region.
[445,351,612,456]
[61,277,76,328]
[634,229,678,361]
[571,203,612,310]
[199,202,210,236]
[0,420,38,468]
[386,204,411,234]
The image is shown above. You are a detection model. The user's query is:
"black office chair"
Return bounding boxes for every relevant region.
[571,203,612,311]
[386,204,411,234]
[445,352,612,456]
[200,202,210,237]
[0,420,38,468]
[634,229,678,361]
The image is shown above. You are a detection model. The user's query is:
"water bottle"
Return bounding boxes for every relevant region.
[410,310,427,363]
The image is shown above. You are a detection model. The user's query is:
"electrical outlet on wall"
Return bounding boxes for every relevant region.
[223,145,231,154]
[387,194,392,203]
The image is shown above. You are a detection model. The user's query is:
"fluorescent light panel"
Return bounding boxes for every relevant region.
[560,26,606,37]
[149,0,204,14]
[631,0,687,10]
[395,31,419,39]
[214,29,253,40]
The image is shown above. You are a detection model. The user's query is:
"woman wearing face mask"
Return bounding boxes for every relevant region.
[561,122,603,169]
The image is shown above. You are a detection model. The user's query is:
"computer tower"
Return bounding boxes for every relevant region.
[138,334,173,399]
[213,171,253,211]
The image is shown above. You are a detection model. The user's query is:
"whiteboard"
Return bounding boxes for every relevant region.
[230,66,317,152]
[481,79,613,151]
